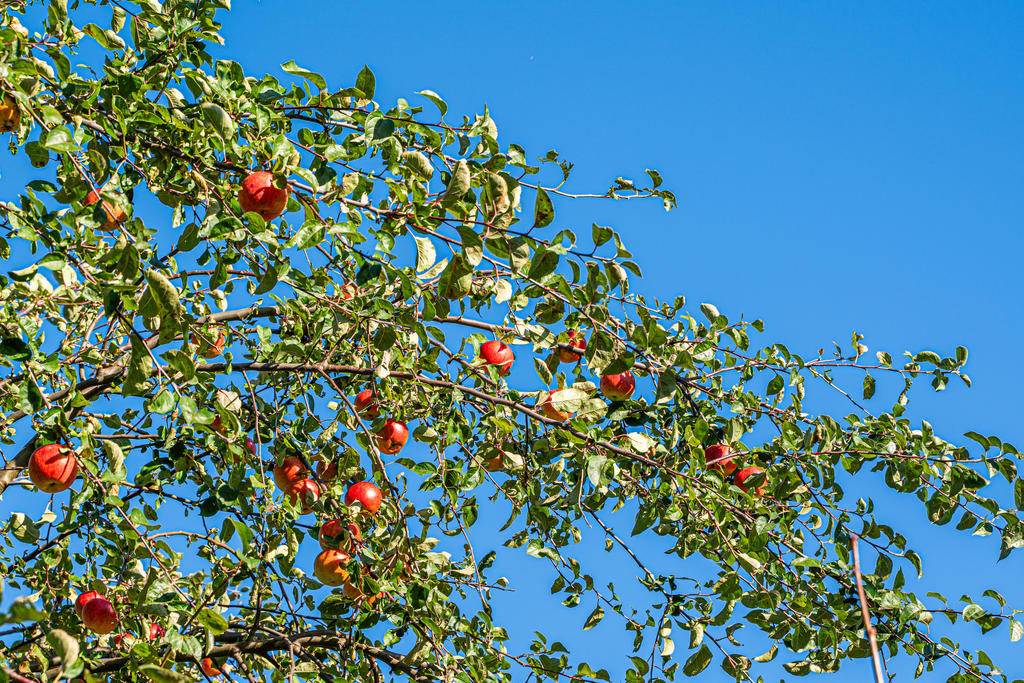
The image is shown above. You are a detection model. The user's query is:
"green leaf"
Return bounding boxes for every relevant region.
[281,60,326,90]
[534,186,554,228]
[10,513,39,543]
[683,644,712,675]
[200,102,235,141]
[863,373,876,399]
[355,65,376,98]
[0,337,31,361]
[414,235,436,273]
[139,664,193,683]
[417,90,448,116]
[46,629,79,668]
[197,608,229,635]
[19,376,44,414]
[583,605,604,630]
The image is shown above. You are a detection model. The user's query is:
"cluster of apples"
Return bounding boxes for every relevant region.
[476,330,637,425]
[703,444,768,496]
[271,437,387,599]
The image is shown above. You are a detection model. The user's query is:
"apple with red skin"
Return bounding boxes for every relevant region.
[319,519,362,551]
[354,389,379,418]
[313,549,351,586]
[600,370,636,401]
[84,190,127,230]
[558,330,586,363]
[479,340,514,376]
[201,658,223,677]
[238,171,289,220]
[345,481,382,514]
[75,590,103,618]
[343,580,382,606]
[81,596,118,634]
[29,444,78,493]
[316,459,338,482]
[273,456,306,492]
[538,388,574,422]
[191,330,225,358]
[285,478,320,513]
[341,282,359,300]
[148,623,165,640]
[244,438,257,458]
[734,466,767,496]
[703,444,737,476]
[375,419,408,455]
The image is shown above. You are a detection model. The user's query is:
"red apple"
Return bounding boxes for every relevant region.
[734,466,767,496]
[200,658,223,677]
[316,459,338,482]
[319,519,362,551]
[354,389,379,418]
[313,549,351,586]
[341,282,359,300]
[483,455,504,472]
[703,444,737,476]
[285,478,320,513]
[191,330,225,358]
[343,580,382,606]
[84,189,127,230]
[538,389,574,423]
[244,438,257,458]
[375,419,408,455]
[479,340,514,376]
[74,590,103,618]
[29,444,78,493]
[345,481,382,514]
[112,632,136,647]
[273,456,307,492]
[81,596,118,634]
[558,330,586,363]
[148,623,165,640]
[238,171,289,221]
[600,370,636,401]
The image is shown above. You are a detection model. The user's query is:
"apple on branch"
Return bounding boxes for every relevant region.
[600,370,636,401]
[479,340,514,376]
[345,481,383,514]
[238,170,289,221]
[375,419,409,455]
[29,444,78,493]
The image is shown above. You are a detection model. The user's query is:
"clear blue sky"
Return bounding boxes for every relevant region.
[5,1,1024,680]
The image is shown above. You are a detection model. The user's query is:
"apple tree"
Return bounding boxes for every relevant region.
[0,2,1021,682]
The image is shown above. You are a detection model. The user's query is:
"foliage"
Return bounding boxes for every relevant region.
[0,1,1019,682]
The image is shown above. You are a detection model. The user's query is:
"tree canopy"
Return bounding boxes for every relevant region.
[0,2,1021,682]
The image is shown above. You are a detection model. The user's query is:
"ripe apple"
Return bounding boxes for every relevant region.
[538,388,574,422]
[285,478,320,513]
[703,444,737,476]
[273,456,307,492]
[0,95,21,133]
[319,519,362,551]
[244,438,257,458]
[734,466,768,496]
[191,330,225,358]
[112,632,136,647]
[148,623,165,640]
[341,282,359,300]
[558,330,586,363]
[81,596,118,634]
[238,171,289,221]
[479,340,514,376]
[600,370,636,401]
[84,190,127,230]
[343,580,382,607]
[29,444,78,493]
[74,590,103,618]
[316,459,338,482]
[354,389,379,418]
[375,419,408,455]
[313,549,351,586]
[345,481,382,514]
[200,658,223,677]
[483,454,504,472]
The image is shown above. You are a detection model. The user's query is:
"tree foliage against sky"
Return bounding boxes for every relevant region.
[0,1,1021,682]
